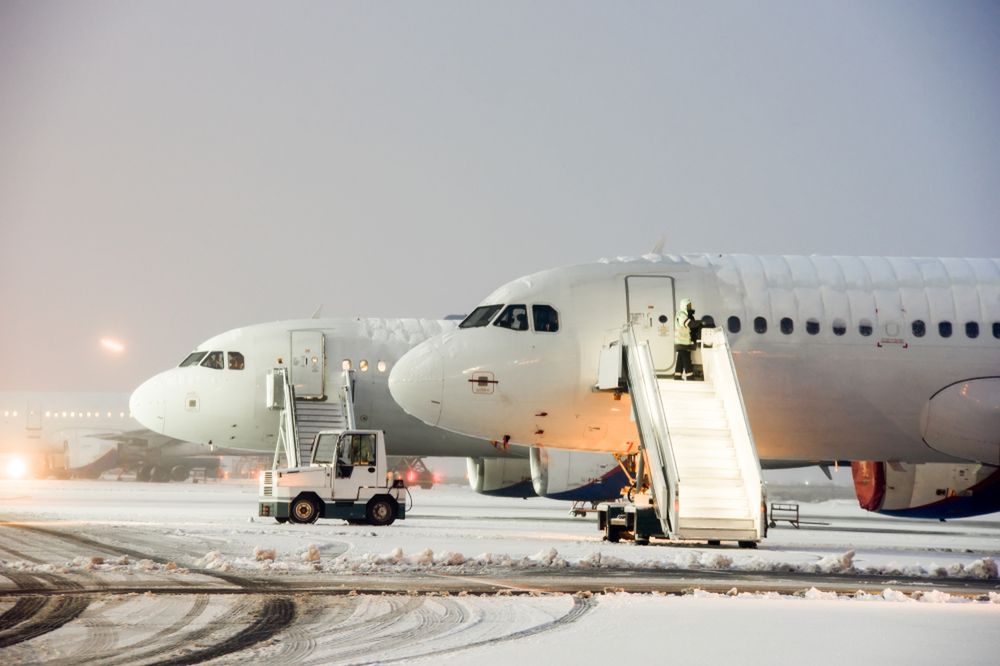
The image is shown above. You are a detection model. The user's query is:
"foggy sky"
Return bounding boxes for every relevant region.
[2,1,999,391]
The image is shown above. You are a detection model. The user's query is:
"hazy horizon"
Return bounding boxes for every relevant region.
[2,1,998,391]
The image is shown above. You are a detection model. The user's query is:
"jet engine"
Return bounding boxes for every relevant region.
[852,460,1000,519]
[529,447,629,502]
[466,457,535,498]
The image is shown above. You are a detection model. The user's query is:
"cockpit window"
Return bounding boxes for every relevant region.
[532,305,560,332]
[459,305,503,329]
[179,351,207,367]
[494,304,529,331]
[200,351,224,369]
[228,352,245,370]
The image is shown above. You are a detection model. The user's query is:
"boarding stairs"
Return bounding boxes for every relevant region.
[618,325,765,542]
[267,367,356,469]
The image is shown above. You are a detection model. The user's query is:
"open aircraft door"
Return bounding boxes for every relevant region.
[290,331,325,399]
[26,401,42,440]
[625,275,676,373]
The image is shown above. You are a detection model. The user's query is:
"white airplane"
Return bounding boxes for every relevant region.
[0,391,220,481]
[129,317,629,501]
[389,254,1000,519]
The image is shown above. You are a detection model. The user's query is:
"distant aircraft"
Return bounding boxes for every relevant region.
[389,254,1000,520]
[0,391,223,481]
[129,318,629,502]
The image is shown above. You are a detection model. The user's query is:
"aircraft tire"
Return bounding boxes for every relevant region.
[169,465,189,482]
[151,465,170,483]
[136,464,153,482]
[289,495,320,524]
[366,497,396,526]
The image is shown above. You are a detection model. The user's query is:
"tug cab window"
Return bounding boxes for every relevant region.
[532,305,560,332]
[494,304,529,331]
[312,433,338,465]
[179,351,207,367]
[965,322,979,339]
[912,320,926,337]
[727,316,741,334]
[459,305,503,328]
[336,433,377,478]
[227,352,245,370]
[753,317,767,334]
[200,351,224,369]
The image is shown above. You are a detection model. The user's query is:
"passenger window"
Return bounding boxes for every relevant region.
[342,359,351,371]
[459,305,503,329]
[179,351,207,367]
[377,360,387,372]
[532,305,560,332]
[359,359,369,372]
[753,317,767,334]
[994,322,1000,339]
[859,319,873,337]
[200,351,224,369]
[701,315,716,328]
[494,304,529,331]
[912,320,926,337]
[780,317,793,335]
[939,321,952,338]
[806,319,820,335]
[227,352,245,370]
[965,322,979,339]
[727,316,741,334]
[832,319,846,336]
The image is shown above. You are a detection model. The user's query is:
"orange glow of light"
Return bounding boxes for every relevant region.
[5,456,28,479]
[100,338,126,354]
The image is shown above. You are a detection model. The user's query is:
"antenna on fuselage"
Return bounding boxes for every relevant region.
[651,236,666,255]
[310,304,324,319]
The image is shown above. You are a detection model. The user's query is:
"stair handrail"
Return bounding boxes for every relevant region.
[271,367,301,469]
[700,327,765,536]
[622,324,681,535]
[340,369,356,430]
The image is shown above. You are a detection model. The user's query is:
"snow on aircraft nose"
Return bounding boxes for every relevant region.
[388,338,444,426]
[129,372,168,433]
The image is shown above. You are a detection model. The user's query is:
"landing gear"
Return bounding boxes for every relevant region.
[169,465,189,482]
[137,464,153,482]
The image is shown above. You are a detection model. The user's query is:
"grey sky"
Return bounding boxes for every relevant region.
[2,1,998,391]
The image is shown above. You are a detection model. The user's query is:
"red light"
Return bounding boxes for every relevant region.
[407,471,416,482]
[433,473,442,483]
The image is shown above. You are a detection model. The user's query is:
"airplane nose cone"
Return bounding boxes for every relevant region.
[389,340,444,426]
[130,373,167,433]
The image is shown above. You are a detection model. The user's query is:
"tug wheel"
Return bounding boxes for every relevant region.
[289,496,320,524]
[366,497,396,526]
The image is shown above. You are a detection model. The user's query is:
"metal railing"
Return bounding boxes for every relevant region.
[622,324,680,536]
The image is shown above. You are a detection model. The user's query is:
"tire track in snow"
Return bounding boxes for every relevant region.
[152,596,296,666]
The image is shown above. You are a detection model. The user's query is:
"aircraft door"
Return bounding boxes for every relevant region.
[291,331,326,398]
[874,293,908,351]
[625,275,676,372]
[26,402,42,439]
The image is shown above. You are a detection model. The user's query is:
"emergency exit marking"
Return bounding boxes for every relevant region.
[469,372,498,395]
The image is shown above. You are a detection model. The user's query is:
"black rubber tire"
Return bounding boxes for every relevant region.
[169,465,189,482]
[151,465,170,483]
[137,464,153,482]
[606,525,622,543]
[738,540,758,549]
[366,497,397,526]
[289,496,320,524]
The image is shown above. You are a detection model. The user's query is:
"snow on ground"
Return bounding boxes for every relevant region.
[2,479,997,583]
[2,479,1000,665]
